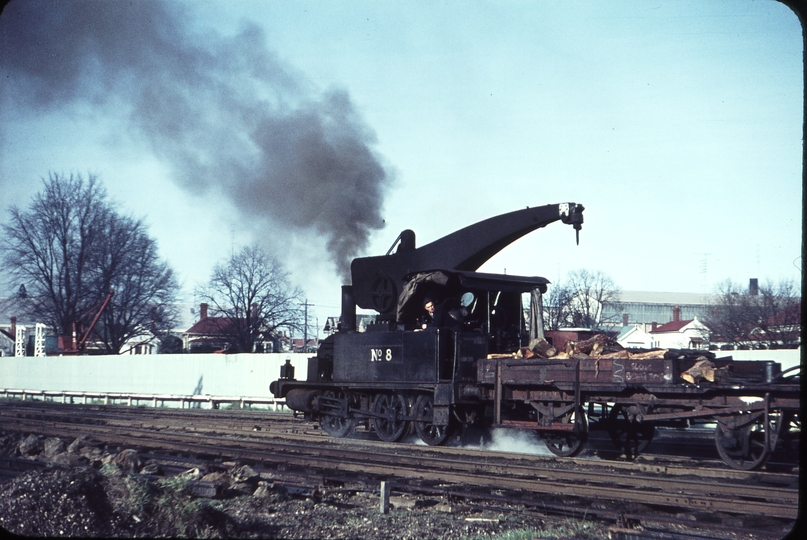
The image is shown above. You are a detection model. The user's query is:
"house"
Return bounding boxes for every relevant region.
[616,324,654,349]
[649,313,710,350]
[121,337,157,355]
[183,303,278,353]
[0,325,14,356]
[745,301,802,348]
[183,303,241,353]
[291,338,319,353]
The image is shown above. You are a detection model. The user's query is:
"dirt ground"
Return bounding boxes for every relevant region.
[0,431,608,539]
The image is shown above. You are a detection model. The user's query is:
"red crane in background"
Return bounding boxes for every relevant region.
[58,291,114,355]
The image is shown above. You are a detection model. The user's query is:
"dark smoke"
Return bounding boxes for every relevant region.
[0,0,390,279]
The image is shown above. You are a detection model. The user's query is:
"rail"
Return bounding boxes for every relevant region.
[0,388,287,411]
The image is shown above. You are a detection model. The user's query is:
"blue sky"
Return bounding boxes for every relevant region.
[0,0,802,326]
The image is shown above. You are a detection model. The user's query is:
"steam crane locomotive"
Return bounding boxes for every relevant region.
[271,203,799,470]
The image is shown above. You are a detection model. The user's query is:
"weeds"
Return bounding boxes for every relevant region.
[96,471,234,538]
[465,519,602,540]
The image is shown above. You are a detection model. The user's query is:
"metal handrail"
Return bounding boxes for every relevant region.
[0,388,287,410]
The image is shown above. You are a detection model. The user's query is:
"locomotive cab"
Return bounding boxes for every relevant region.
[314,269,549,388]
[273,270,549,402]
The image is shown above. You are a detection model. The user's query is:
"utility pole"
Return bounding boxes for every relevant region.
[303,299,308,350]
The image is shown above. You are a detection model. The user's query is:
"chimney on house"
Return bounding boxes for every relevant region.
[10,317,16,340]
[651,322,657,331]
[673,305,680,323]
[200,303,208,319]
[251,303,258,319]
[749,278,759,296]
[622,313,629,326]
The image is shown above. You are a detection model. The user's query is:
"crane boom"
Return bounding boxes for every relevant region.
[350,202,584,314]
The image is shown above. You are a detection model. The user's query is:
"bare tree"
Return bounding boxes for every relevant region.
[91,211,179,353]
[1,173,105,336]
[541,270,622,330]
[705,279,800,348]
[565,269,623,329]
[197,244,305,353]
[543,279,575,330]
[0,172,180,353]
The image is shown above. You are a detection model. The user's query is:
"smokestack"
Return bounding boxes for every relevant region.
[10,317,16,340]
[200,303,208,320]
[673,306,680,323]
[622,313,629,326]
[749,278,759,296]
[341,285,356,332]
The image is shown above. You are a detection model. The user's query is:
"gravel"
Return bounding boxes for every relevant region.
[0,431,608,539]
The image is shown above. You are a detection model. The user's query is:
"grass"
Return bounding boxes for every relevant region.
[100,467,234,538]
[464,519,604,540]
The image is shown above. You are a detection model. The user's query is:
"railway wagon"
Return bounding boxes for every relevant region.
[271,203,800,470]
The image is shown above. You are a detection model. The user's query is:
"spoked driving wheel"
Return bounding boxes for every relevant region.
[371,393,410,442]
[541,405,589,457]
[413,394,452,446]
[607,404,655,459]
[715,411,782,470]
[318,390,357,438]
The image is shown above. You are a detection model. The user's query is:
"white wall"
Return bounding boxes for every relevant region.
[0,353,311,397]
[1,349,800,396]
[716,348,802,372]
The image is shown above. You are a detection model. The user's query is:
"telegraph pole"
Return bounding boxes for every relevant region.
[303,299,308,350]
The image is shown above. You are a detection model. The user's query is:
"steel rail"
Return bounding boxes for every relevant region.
[1,401,795,483]
[0,408,797,520]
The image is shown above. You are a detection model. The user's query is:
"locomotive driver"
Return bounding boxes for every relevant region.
[421,298,436,329]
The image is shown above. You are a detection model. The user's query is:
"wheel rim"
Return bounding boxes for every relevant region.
[541,406,589,457]
[371,393,410,442]
[714,412,781,470]
[414,394,451,446]
[607,404,655,459]
[318,390,356,438]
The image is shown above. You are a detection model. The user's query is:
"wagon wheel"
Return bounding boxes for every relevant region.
[766,411,800,472]
[607,404,655,459]
[541,405,589,457]
[318,390,356,438]
[714,411,782,470]
[413,394,452,446]
[371,393,410,442]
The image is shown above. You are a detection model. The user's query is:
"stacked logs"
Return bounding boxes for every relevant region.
[507,333,725,383]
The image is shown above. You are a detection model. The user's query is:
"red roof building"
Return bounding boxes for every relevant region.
[183,303,241,353]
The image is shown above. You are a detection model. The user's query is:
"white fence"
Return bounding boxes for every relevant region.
[0,349,799,401]
[0,352,310,399]
[0,388,285,410]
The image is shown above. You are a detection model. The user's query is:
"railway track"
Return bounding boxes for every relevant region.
[0,400,799,526]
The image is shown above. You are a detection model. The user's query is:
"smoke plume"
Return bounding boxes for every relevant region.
[0,0,390,279]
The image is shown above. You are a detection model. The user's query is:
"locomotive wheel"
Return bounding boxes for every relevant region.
[607,404,655,459]
[318,390,356,438]
[540,405,589,457]
[371,393,410,442]
[413,394,451,446]
[714,411,782,471]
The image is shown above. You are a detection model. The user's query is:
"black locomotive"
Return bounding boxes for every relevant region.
[271,203,800,470]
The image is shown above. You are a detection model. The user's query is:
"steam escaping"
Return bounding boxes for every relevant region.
[0,0,390,279]
[476,428,554,456]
